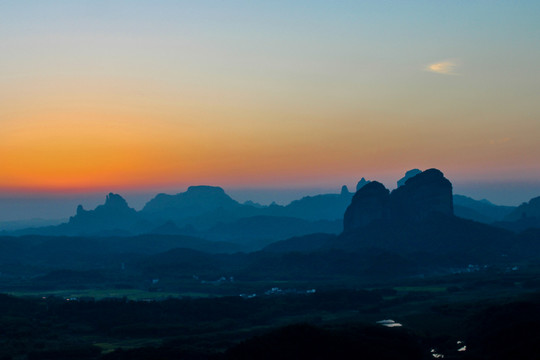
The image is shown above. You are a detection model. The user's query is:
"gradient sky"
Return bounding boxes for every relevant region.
[1,1,540,211]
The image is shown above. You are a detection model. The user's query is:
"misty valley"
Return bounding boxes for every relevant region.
[2,169,540,359]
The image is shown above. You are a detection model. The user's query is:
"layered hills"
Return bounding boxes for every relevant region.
[2,168,537,250]
[1,170,540,360]
[4,184,352,247]
[266,169,538,271]
[1,168,540,288]
[453,194,515,223]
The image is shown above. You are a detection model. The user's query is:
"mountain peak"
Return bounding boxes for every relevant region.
[344,181,390,231]
[391,168,453,221]
[356,177,371,192]
[397,169,422,187]
[105,193,130,208]
[344,169,453,231]
[67,192,138,233]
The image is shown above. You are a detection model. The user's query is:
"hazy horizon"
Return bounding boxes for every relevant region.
[1,177,539,223]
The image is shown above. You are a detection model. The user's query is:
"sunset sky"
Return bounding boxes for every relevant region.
[1,1,540,217]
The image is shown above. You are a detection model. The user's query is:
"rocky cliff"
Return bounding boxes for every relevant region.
[390,168,453,221]
[343,169,453,231]
[343,182,390,231]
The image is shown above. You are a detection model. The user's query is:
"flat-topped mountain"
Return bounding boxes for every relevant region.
[142,184,358,224]
[142,186,241,217]
[390,168,453,221]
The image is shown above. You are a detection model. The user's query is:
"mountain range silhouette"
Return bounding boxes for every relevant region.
[2,169,536,247]
[1,168,540,281]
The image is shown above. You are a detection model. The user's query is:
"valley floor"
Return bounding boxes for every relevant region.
[2,266,540,359]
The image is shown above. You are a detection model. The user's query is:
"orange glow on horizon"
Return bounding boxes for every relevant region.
[2,88,540,194]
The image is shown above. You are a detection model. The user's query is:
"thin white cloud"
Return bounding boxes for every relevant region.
[489,137,511,145]
[426,60,459,75]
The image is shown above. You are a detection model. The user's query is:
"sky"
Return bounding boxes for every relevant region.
[1,1,540,220]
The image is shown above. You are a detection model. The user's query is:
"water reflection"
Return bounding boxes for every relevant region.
[376,319,402,327]
[430,348,444,358]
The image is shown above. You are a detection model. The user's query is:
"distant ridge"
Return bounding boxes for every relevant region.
[453,194,515,223]
[6,171,533,245]
[504,196,540,221]
[71,193,138,225]
[397,169,422,187]
[491,196,540,232]
[4,169,540,280]
[63,193,143,235]
[7,184,363,244]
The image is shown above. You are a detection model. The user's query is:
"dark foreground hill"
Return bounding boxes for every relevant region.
[3,282,540,359]
[0,234,243,270]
